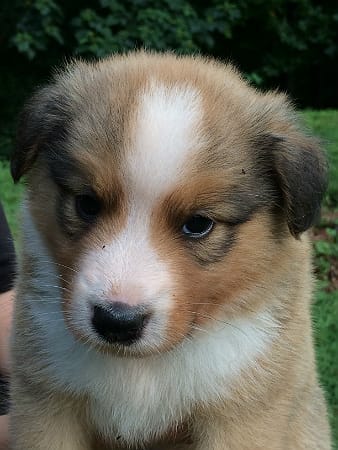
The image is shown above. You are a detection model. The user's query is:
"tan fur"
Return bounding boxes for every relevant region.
[10,52,331,449]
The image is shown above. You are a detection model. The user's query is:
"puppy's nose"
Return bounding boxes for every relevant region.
[92,303,150,345]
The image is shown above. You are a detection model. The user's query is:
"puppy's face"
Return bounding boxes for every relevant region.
[12,53,327,356]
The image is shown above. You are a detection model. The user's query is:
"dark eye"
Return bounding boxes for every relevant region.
[182,215,214,238]
[75,194,101,221]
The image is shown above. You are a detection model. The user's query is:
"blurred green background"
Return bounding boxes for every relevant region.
[0,1,337,447]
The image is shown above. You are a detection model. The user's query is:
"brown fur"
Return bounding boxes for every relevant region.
[10,51,330,449]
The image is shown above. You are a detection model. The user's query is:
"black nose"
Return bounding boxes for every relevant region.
[92,303,150,345]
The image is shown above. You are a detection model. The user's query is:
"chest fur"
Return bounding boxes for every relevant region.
[27,300,275,445]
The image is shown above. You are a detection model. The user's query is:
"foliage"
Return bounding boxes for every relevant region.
[1,0,337,159]
[71,0,204,56]
[11,0,64,60]
[8,1,338,74]
[2,1,338,88]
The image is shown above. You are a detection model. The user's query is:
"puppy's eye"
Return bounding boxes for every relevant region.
[75,194,101,221]
[182,215,214,238]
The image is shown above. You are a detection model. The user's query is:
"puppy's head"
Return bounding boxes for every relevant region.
[12,52,327,356]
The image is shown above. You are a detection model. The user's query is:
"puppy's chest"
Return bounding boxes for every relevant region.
[90,402,193,450]
[85,364,194,444]
[92,429,193,450]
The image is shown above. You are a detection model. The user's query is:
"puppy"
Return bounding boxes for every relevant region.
[10,52,331,449]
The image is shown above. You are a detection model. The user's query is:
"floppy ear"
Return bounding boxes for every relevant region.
[270,131,328,237]
[11,87,70,183]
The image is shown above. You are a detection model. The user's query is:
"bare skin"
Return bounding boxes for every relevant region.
[0,289,13,450]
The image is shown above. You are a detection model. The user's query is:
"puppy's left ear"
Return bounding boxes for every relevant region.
[11,86,69,183]
[269,128,328,238]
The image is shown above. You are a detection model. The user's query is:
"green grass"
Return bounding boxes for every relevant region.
[313,218,338,447]
[0,160,24,241]
[0,110,337,447]
[303,109,338,208]
[302,111,338,448]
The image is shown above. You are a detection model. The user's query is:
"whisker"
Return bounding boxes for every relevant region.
[189,324,214,336]
[25,260,80,275]
[192,312,251,337]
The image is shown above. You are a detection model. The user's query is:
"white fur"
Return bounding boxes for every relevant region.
[72,207,173,352]
[126,82,203,199]
[22,209,279,445]
[71,83,204,352]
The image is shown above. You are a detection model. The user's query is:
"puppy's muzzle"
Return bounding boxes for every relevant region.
[92,303,151,345]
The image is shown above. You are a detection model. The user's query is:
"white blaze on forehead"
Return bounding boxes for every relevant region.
[72,83,203,350]
[126,82,203,199]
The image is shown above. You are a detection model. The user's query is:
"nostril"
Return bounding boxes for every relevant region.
[92,302,150,345]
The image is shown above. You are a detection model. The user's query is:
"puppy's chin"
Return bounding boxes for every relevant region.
[66,326,186,358]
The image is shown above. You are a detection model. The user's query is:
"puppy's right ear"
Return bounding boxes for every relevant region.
[11,87,69,183]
